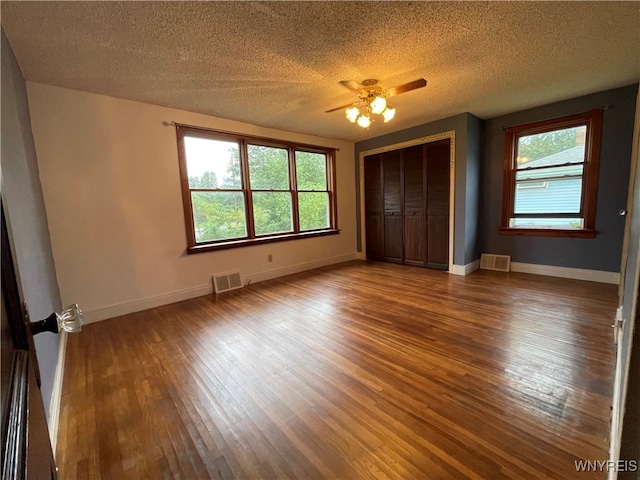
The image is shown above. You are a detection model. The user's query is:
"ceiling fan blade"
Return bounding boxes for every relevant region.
[386,78,427,97]
[325,102,356,113]
[339,80,364,93]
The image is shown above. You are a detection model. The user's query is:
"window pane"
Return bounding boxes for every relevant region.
[184,136,241,189]
[514,177,582,214]
[252,192,293,235]
[298,192,329,231]
[295,152,327,190]
[191,192,247,242]
[510,218,584,229]
[516,126,586,169]
[516,164,583,181]
[248,145,289,190]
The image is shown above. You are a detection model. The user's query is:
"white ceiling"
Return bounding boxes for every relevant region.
[2,1,639,142]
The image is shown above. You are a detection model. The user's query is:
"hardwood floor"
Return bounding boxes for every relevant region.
[56,261,617,479]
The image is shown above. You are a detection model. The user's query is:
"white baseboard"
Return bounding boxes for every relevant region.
[83,283,213,324]
[450,260,480,276]
[48,331,67,455]
[510,262,620,284]
[244,253,359,285]
[83,253,360,324]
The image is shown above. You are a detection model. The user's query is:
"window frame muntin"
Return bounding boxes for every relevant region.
[500,109,603,238]
[176,125,339,253]
[246,143,295,237]
[294,150,332,232]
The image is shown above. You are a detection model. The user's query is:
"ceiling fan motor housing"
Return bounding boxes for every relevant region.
[358,80,386,101]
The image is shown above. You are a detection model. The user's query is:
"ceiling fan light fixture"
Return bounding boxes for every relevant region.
[345,106,360,122]
[328,78,426,129]
[370,95,387,115]
[382,107,396,122]
[357,113,372,128]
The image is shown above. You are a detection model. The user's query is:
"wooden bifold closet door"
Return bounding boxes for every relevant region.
[364,139,450,270]
[382,151,403,264]
[403,145,426,266]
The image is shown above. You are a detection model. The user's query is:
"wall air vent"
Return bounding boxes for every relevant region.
[480,254,511,272]
[212,272,243,294]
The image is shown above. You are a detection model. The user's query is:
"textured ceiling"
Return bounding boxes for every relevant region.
[2,1,639,142]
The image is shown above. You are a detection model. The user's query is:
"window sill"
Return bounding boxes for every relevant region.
[498,227,596,238]
[186,228,341,254]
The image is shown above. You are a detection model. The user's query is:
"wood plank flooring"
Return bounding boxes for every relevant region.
[56,261,617,479]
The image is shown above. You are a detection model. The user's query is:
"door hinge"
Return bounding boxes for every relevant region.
[612,306,624,329]
[21,301,30,323]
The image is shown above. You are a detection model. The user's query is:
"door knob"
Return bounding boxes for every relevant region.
[30,304,84,335]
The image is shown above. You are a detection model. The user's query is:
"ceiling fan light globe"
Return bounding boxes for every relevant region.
[382,107,396,122]
[370,96,387,115]
[357,114,372,128]
[345,106,359,122]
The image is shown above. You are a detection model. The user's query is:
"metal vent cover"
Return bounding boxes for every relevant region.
[212,272,243,294]
[480,254,511,272]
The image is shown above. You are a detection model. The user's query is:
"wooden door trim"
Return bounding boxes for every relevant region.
[1,200,57,479]
[610,90,640,474]
[2,350,29,480]
[359,131,455,272]
[1,205,28,352]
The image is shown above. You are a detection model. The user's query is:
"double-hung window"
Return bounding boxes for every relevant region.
[500,109,603,237]
[176,125,338,253]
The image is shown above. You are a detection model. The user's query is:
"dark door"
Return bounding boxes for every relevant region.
[425,140,450,270]
[1,203,57,480]
[364,139,451,270]
[403,145,426,266]
[364,154,384,261]
[382,151,403,264]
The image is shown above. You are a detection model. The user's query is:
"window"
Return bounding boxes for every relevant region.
[516,180,548,190]
[176,126,338,253]
[500,109,603,237]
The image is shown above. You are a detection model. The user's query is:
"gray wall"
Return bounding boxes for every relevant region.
[355,113,482,266]
[465,115,482,263]
[1,29,62,418]
[482,84,638,272]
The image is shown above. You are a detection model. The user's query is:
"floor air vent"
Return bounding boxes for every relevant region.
[480,254,511,272]
[213,272,243,294]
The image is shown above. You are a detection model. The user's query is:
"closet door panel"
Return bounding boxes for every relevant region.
[426,216,448,269]
[364,155,384,260]
[404,216,425,265]
[383,152,403,263]
[384,215,403,263]
[403,145,426,266]
[403,146,425,214]
[365,155,383,214]
[365,215,384,260]
[383,152,402,213]
[426,140,450,270]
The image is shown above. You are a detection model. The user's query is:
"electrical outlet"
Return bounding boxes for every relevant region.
[268,254,273,262]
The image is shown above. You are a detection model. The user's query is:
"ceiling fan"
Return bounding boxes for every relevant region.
[325,78,427,128]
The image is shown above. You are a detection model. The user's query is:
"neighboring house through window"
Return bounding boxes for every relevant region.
[176,125,338,253]
[500,109,603,237]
